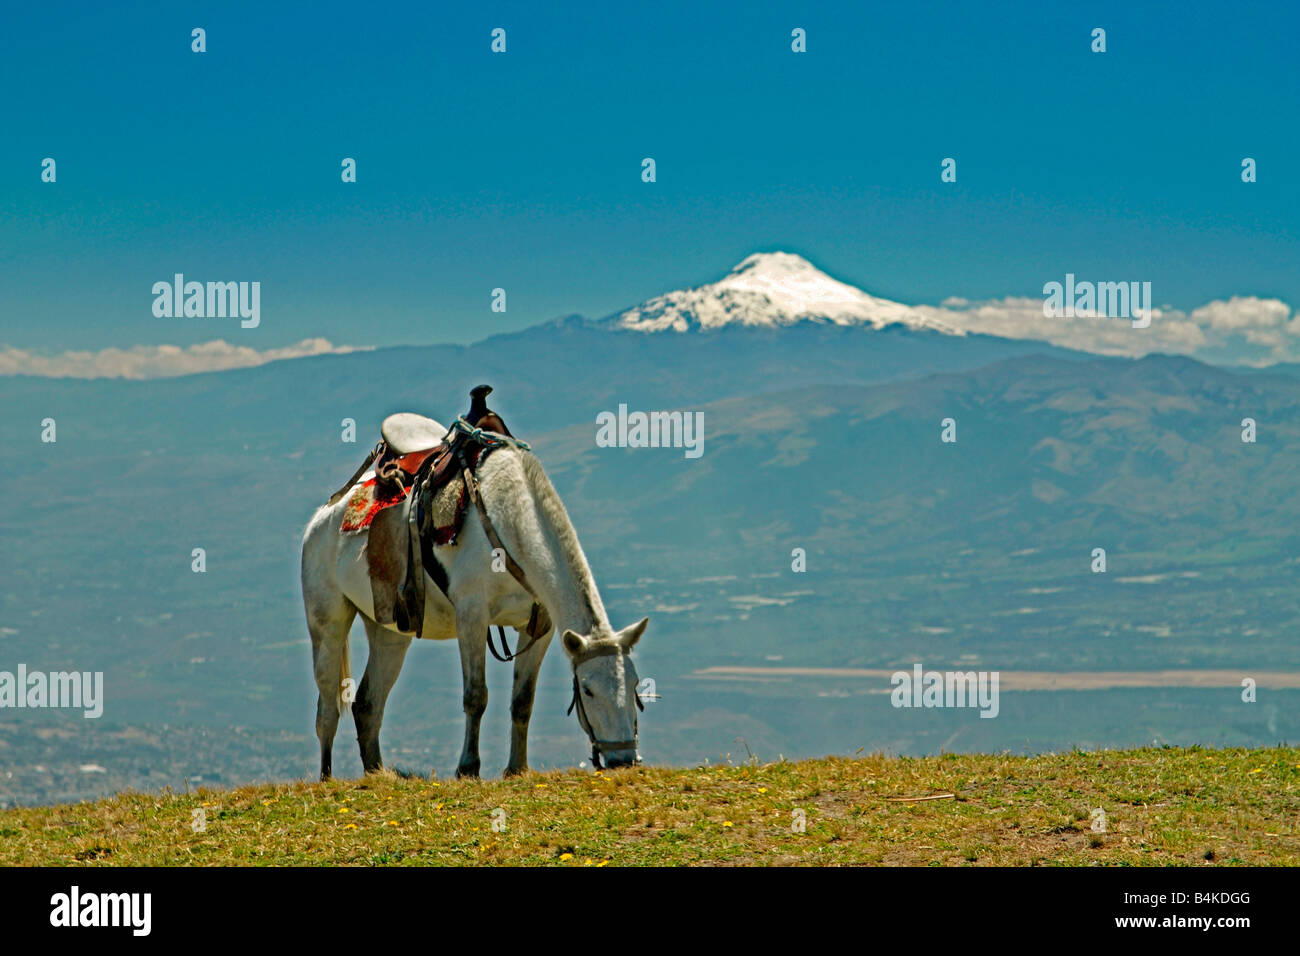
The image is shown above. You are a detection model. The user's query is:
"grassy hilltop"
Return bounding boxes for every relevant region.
[1,746,1296,866]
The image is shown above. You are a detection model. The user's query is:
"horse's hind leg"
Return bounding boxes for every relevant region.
[306,595,357,781]
[354,618,412,773]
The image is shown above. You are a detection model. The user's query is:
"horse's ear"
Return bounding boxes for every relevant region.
[561,629,588,657]
[619,617,649,650]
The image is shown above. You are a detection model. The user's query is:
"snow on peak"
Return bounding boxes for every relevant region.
[609,252,958,334]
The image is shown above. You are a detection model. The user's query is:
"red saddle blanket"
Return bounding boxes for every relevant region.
[339,471,471,544]
[340,478,409,533]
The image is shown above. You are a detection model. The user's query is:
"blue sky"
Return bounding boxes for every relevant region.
[1,0,1297,355]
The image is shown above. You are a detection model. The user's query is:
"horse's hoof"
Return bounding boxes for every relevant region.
[503,765,528,778]
[455,762,481,780]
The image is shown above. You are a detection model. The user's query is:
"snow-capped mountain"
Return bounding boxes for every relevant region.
[608,252,960,335]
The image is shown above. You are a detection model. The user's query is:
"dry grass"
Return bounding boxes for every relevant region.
[1,746,1296,866]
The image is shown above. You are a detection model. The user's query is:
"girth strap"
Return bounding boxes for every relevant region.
[402,485,427,636]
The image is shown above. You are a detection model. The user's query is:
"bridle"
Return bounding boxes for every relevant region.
[565,642,643,769]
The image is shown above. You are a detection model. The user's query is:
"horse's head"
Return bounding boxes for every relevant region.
[562,617,648,769]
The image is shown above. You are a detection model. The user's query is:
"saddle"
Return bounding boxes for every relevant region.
[328,385,539,641]
[327,385,509,510]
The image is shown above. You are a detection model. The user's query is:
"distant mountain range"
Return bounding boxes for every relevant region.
[2,256,1299,804]
[0,317,1092,454]
[13,249,1291,382]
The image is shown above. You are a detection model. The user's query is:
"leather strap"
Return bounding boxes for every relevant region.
[461,460,536,600]
[458,451,548,662]
[326,442,382,506]
[486,603,544,662]
[488,626,512,662]
[403,485,426,636]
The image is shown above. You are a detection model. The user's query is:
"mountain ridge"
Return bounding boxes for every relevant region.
[606,251,961,335]
[6,251,1294,380]
[3,346,1299,802]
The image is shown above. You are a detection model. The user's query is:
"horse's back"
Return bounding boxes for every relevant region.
[301,485,458,640]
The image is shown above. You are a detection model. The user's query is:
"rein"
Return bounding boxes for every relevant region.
[487,603,540,663]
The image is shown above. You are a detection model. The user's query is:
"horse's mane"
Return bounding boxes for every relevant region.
[517,450,607,631]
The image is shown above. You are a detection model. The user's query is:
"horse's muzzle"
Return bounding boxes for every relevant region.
[603,752,641,769]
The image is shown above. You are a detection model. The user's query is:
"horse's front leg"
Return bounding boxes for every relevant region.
[505,624,554,777]
[455,604,490,779]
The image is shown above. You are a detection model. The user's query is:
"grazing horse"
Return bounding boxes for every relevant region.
[300,427,648,779]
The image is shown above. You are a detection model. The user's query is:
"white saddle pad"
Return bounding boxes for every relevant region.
[381,413,448,455]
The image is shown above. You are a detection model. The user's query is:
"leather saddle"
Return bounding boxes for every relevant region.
[327,385,510,507]
[327,385,520,637]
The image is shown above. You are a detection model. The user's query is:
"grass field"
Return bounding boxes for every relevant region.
[2,746,1296,866]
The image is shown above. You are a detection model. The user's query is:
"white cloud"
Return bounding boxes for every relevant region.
[913,294,1294,364]
[0,338,368,380]
[3,276,1295,380]
[1187,296,1290,332]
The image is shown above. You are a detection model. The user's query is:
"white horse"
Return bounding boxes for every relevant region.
[300,423,648,779]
